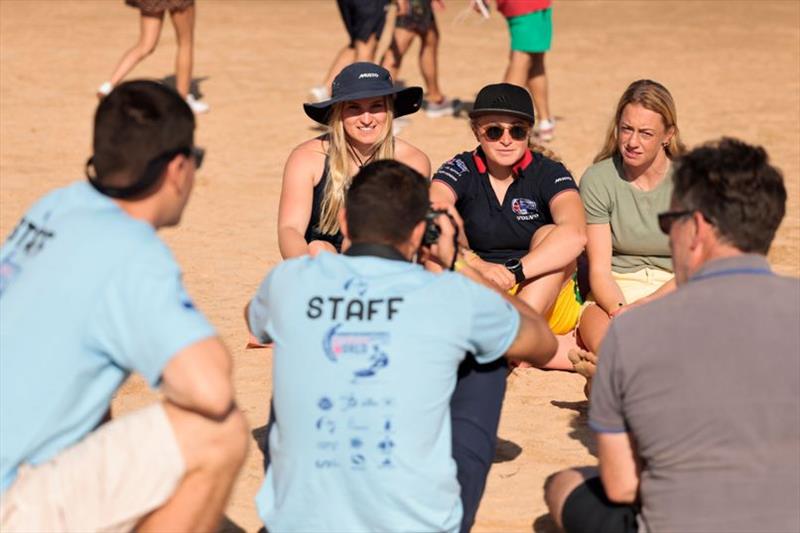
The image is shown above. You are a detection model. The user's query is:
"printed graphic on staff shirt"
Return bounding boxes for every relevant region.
[314,393,397,471]
[0,214,56,297]
[511,198,539,221]
[323,325,390,379]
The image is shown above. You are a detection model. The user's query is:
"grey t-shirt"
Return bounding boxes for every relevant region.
[579,156,673,274]
[590,255,800,532]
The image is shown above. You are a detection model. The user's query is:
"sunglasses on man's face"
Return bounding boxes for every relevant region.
[189,146,205,170]
[657,209,693,234]
[86,145,205,199]
[480,124,530,142]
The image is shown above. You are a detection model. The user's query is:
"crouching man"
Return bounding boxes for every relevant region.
[247,160,557,532]
[0,81,249,532]
[545,138,799,533]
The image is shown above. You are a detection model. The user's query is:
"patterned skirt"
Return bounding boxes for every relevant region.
[125,0,194,15]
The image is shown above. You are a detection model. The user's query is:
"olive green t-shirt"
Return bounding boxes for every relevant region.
[579,155,673,273]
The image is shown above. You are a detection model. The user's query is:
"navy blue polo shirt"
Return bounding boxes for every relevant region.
[433,147,578,264]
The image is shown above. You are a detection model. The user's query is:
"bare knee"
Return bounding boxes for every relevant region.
[309,240,337,256]
[205,407,249,470]
[136,40,158,58]
[544,467,597,530]
[167,403,250,475]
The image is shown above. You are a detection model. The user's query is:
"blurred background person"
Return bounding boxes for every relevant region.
[98,0,209,114]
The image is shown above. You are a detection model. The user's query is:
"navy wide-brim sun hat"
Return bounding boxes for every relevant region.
[304,62,423,125]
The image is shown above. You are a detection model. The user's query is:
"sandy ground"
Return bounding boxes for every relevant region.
[1,1,798,531]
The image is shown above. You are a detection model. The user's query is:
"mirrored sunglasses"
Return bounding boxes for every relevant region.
[481,124,530,142]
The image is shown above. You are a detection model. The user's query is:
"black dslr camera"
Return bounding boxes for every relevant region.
[423,208,451,246]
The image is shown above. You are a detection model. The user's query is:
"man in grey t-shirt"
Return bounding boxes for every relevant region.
[544,138,799,533]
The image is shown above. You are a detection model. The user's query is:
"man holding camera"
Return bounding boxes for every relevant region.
[247,160,557,532]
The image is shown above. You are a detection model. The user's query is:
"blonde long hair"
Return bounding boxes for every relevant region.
[594,79,687,164]
[317,97,395,235]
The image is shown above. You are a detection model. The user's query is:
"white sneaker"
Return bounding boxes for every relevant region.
[309,85,330,103]
[393,116,410,135]
[534,118,555,142]
[97,81,113,98]
[186,94,209,114]
[425,97,456,118]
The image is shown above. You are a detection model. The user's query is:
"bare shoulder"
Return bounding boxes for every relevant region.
[285,137,328,182]
[395,138,431,177]
[289,136,328,161]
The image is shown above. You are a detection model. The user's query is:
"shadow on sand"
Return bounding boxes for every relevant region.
[550,399,596,457]
[159,74,210,100]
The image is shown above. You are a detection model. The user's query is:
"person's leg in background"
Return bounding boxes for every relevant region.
[99,11,164,97]
[169,5,208,113]
[169,5,194,98]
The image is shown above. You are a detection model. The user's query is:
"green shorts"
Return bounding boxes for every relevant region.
[507,8,552,52]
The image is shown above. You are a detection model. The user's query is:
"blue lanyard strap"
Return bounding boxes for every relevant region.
[690,267,773,283]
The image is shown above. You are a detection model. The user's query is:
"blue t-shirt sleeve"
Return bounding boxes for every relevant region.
[248,267,278,345]
[88,243,216,387]
[588,324,627,433]
[539,159,579,206]
[432,155,472,200]
[463,278,521,364]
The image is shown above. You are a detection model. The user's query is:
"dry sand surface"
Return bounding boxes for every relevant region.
[1,1,798,531]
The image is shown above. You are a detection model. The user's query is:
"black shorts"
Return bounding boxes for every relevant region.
[562,477,639,533]
[336,0,390,45]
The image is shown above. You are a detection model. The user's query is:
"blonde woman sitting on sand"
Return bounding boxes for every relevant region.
[278,62,430,259]
[570,79,687,389]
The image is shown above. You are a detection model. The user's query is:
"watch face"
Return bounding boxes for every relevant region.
[505,258,521,270]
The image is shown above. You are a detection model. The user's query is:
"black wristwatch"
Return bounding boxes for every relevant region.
[504,258,525,284]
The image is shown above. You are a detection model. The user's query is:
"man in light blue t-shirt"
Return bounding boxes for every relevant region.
[247,160,557,532]
[0,81,248,531]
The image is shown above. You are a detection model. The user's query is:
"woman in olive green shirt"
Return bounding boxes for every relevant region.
[574,80,687,371]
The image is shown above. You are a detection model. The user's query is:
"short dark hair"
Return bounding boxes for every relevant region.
[345,160,429,246]
[672,137,786,254]
[91,80,194,196]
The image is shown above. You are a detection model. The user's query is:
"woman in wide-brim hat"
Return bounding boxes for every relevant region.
[430,82,586,366]
[278,62,430,259]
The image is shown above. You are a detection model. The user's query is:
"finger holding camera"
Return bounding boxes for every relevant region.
[430,201,469,248]
[427,211,458,268]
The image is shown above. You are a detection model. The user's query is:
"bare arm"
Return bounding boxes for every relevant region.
[424,208,557,367]
[277,141,325,259]
[519,190,587,279]
[586,223,626,314]
[502,294,558,366]
[597,432,641,503]
[161,337,235,419]
[395,138,431,178]
[430,180,515,288]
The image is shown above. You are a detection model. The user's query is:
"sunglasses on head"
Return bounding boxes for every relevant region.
[480,124,530,142]
[86,146,205,199]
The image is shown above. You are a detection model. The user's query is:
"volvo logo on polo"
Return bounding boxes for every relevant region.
[358,73,380,79]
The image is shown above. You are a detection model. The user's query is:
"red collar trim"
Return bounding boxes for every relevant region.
[472,148,534,176]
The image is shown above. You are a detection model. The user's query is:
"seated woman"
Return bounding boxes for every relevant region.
[569,79,687,385]
[430,83,586,368]
[278,62,430,259]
